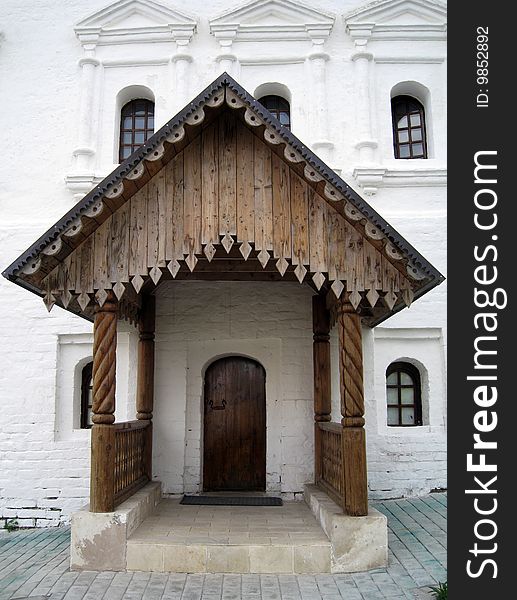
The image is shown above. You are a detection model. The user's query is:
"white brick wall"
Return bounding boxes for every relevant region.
[154,281,315,496]
[0,0,447,525]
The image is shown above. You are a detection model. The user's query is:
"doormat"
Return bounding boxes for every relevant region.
[180,495,283,506]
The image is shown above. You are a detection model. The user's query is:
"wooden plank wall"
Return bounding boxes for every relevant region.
[43,111,406,308]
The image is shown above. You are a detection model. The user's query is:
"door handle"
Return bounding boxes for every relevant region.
[208,398,226,410]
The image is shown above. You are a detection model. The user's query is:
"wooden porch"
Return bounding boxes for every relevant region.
[3,73,443,573]
[87,288,369,517]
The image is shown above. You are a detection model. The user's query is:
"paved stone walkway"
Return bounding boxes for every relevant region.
[0,494,446,600]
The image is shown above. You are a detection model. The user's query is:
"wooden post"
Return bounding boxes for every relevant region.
[137,294,155,419]
[312,295,332,484]
[136,294,155,480]
[337,301,368,516]
[90,292,118,513]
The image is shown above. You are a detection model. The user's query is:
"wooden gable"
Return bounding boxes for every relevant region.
[2,75,444,326]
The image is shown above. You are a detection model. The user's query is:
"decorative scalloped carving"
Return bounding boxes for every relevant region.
[42,238,63,257]
[344,202,363,221]
[85,201,105,219]
[105,182,124,199]
[165,125,186,145]
[145,143,165,162]
[364,222,384,241]
[63,219,84,239]
[205,91,225,108]
[226,88,245,109]
[304,164,324,183]
[263,128,283,145]
[323,182,344,202]
[125,162,145,180]
[244,108,262,128]
[284,145,304,164]
[385,242,403,260]
[185,108,205,127]
[407,263,426,281]
[21,257,42,275]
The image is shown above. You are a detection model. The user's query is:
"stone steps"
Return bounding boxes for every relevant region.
[125,496,332,573]
[126,539,332,573]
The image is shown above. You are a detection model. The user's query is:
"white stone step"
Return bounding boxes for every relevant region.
[126,498,332,573]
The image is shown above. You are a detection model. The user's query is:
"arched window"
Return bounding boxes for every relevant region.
[386,362,422,426]
[258,95,291,130]
[80,361,93,429]
[391,95,427,159]
[119,99,155,162]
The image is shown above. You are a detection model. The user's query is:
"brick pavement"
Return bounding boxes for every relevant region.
[0,493,447,600]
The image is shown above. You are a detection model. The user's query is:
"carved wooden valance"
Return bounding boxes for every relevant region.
[3,74,444,326]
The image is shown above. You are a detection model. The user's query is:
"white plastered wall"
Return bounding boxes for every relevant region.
[152,281,315,497]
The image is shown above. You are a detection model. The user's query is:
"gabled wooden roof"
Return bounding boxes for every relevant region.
[2,73,444,326]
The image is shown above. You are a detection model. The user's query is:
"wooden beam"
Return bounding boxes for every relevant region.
[90,424,116,513]
[337,301,368,517]
[312,295,331,485]
[136,294,156,420]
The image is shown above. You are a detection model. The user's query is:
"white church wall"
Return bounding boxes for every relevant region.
[0,0,447,525]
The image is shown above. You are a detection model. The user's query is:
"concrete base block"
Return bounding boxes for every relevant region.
[304,484,388,573]
[70,482,161,571]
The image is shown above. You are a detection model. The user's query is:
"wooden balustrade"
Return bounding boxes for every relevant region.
[113,420,152,506]
[317,421,344,508]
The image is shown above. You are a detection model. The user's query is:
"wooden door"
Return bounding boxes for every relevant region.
[203,357,266,491]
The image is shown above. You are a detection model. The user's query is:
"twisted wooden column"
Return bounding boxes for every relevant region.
[136,294,155,480]
[90,292,118,513]
[312,295,331,484]
[337,301,368,516]
[92,293,118,424]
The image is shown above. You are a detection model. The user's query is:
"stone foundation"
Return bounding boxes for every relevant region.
[304,484,388,573]
[70,482,161,571]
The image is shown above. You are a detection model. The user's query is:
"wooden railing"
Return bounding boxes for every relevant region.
[317,421,344,508]
[113,420,152,506]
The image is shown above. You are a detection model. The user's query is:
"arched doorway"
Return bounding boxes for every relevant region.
[203,356,266,491]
